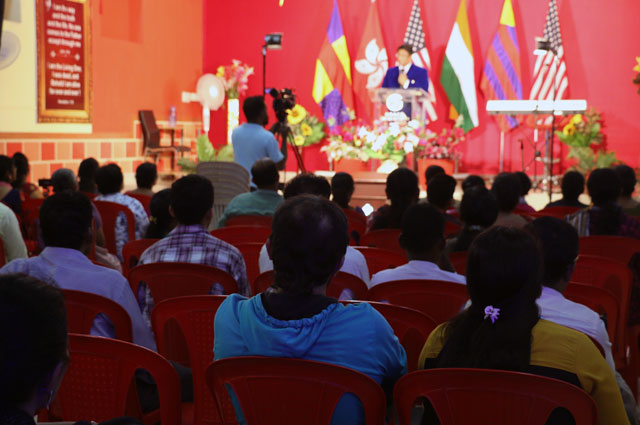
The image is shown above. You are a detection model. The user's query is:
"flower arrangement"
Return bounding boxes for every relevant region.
[634,57,640,94]
[215,60,254,99]
[414,124,464,160]
[321,119,373,162]
[286,105,326,147]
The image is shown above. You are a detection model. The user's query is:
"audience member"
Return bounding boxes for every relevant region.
[461,174,486,193]
[214,195,407,424]
[258,173,370,287]
[614,164,640,216]
[128,163,157,197]
[567,168,640,238]
[426,173,460,224]
[11,152,43,199]
[139,175,249,323]
[0,192,156,350]
[77,157,99,195]
[369,167,419,231]
[545,170,587,209]
[0,202,27,263]
[419,226,629,424]
[514,171,535,213]
[144,189,174,239]
[95,164,149,259]
[447,187,498,253]
[425,164,445,186]
[232,96,284,183]
[0,155,21,215]
[331,172,364,214]
[491,172,528,228]
[218,158,283,227]
[370,203,465,287]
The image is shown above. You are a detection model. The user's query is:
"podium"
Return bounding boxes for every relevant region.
[370,88,430,125]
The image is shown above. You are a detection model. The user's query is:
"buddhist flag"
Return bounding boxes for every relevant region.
[312,0,354,128]
[353,0,388,123]
[480,0,523,132]
[441,0,478,132]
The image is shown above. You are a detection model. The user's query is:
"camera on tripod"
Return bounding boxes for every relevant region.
[269,88,296,124]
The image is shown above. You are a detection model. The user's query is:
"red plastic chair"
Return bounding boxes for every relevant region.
[360,229,404,255]
[48,334,181,425]
[126,192,152,217]
[152,295,233,425]
[206,357,386,425]
[94,200,136,257]
[578,235,640,265]
[342,208,367,246]
[225,215,272,227]
[449,251,468,275]
[122,238,159,277]
[210,225,272,246]
[367,279,468,324]
[353,246,407,277]
[62,289,133,343]
[81,191,98,200]
[233,242,263,293]
[253,270,369,300]
[444,220,461,238]
[539,206,581,218]
[394,368,597,425]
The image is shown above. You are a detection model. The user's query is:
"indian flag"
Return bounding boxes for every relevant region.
[441,0,478,132]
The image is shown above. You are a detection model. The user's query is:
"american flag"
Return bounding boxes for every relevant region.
[529,0,569,103]
[403,0,437,122]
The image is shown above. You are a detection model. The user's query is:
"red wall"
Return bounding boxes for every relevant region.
[204,0,640,174]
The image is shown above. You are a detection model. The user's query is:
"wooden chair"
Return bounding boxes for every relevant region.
[196,162,250,229]
[139,110,189,170]
[353,246,407,277]
[121,238,159,277]
[210,225,271,246]
[94,200,136,258]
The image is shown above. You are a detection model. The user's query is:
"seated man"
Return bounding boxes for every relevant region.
[370,203,466,287]
[425,173,460,224]
[217,158,283,227]
[128,162,157,197]
[0,201,27,263]
[139,175,249,323]
[0,192,156,351]
[545,170,587,209]
[95,164,149,260]
[214,195,407,424]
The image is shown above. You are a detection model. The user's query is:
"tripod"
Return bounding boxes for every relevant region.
[270,121,306,174]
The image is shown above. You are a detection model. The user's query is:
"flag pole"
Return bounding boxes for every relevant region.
[499,131,505,173]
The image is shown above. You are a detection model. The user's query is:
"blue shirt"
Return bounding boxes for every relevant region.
[232,123,284,179]
[217,189,284,227]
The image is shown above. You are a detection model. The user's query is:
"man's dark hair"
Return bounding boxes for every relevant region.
[40,191,93,250]
[588,168,621,206]
[170,174,214,225]
[251,158,279,189]
[135,163,157,190]
[613,164,637,198]
[331,172,355,209]
[78,157,99,193]
[283,173,331,199]
[399,203,445,254]
[95,163,123,195]
[560,171,585,201]
[427,174,456,210]
[0,155,14,183]
[384,167,419,228]
[397,44,414,55]
[271,195,348,295]
[514,172,532,196]
[146,189,173,239]
[528,217,579,287]
[425,165,445,184]
[491,172,521,212]
[461,175,486,193]
[11,152,29,188]
[51,168,77,193]
[243,96,267,123]
[0,274,68,406]
[452,187,499,252]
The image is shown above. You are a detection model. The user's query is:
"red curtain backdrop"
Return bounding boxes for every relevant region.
[204,0,640,174]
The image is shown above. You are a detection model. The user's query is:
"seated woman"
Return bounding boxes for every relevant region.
[77,157,100,195]
[11,153,43,200]
[368,167,419,231]
[446,186,498,253]
[0,155,22,215]
[491,172,528,228]
[331,172,363,215]
[145,189,175,239]
[614,164,640,217]
[419,226,629,424]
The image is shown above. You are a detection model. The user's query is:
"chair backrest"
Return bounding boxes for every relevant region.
[121,238,159,277]
[49,334,181,424]
[579,235,640,265]
[62,289,133,343]
[21,197,44,241]
[360,229,403,254]
[444,220,461,238]
[151,295,229,425]
[128,262,238,304]
[210,225,271,246]
[139,110,160,149]
[196,162,250,205]
[253,270,369,300]
[94,200,136,257]
[342,208,367,245]
[449,251,468,275]
[206,357,386,425]
[225,215,273,227]
[232,242,263,293]
[394,368,597,425]
[353,246,407,277]
[539,206,581,218]
[367,279,468,324]
[125,192,152,217]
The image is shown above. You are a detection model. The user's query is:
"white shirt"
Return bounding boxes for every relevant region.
[0,202,27,263]
[537,286,615,370]
[0,247,156,351]
[370,260,466,288]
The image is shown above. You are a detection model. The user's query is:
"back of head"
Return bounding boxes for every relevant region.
[425,165,445,184]
[514,172,532,196]
[613,164,637,198]
[78,157,99,182]
[331,172,355,208]
[460,187,498,228]
[243,96,266,123]
[271,195,348,295]
[426,173,456,210]
[135,162,157,190]
[12,152,29,183]
[527,217,578,288]
[146,189,173,239]
[0,155,14,183]
[491,172,521,213]
[40,192,93,250]
[461,174,486,193]
[51,168,78,193]
[95,163,123,195]
[561,171,585,201]
[283,173,331,199]
[437,226,542,371]
[587,168,621,206]
[170,174,214,225]
[251,158,279,189]
[0,274,68,407]
[386,167,419,205]
[399,203,444,254]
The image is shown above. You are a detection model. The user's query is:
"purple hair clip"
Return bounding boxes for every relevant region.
[484,306,500,324]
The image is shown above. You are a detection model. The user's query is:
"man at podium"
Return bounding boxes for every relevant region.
[382,44,429,92]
